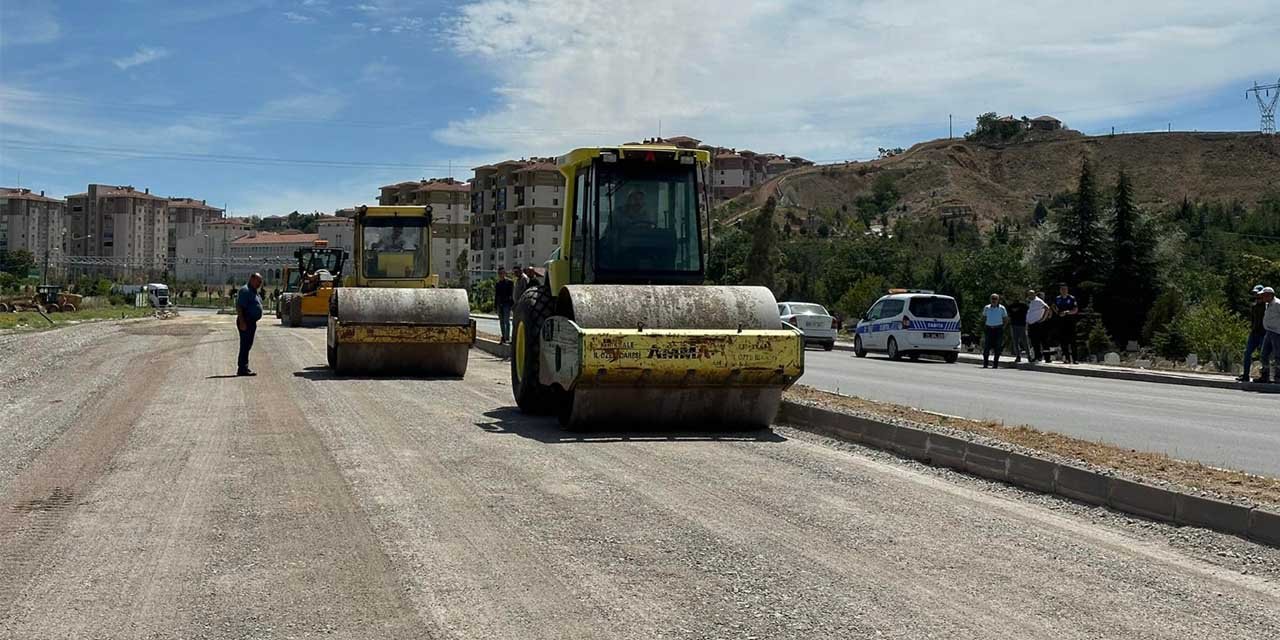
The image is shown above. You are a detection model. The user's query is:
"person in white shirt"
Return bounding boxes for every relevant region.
[1262,287,1280,383]
[1025,290,1052,363]
[982,293,1009,369]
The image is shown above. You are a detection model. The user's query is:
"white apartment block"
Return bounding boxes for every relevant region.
[174,218,251,284]
[228,231,321,285]
[316,216,354,255]
[0,188,66,278]
[469,159,563,277]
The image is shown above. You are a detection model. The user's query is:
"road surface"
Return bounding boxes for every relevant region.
[2,314,1278,638]
[477,314,1280,476]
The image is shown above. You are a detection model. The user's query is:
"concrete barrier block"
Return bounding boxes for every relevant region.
[1054,465,1108,506]
[1248,508,1280,547]
[1175,494,1251,535]
[963,443,1009,481]
[925,434,967,470]
[1107,478,1177,522]
[1007,453,1056,493]
[890,426,930,460]
[859,420,898,450]
[777,402,866,444]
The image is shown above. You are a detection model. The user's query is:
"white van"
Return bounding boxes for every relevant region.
[853,290,961,363]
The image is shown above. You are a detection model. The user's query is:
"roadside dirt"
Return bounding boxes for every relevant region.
[785,385,1280,509]
[2,315,1278,638]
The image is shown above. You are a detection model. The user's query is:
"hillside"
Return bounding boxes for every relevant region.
[722,131,1280,228]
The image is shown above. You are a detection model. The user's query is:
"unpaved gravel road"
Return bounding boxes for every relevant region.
[2,314,1278,639]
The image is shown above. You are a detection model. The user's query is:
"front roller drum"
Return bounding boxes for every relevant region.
[328,288,472,377]
[561,387,783,431]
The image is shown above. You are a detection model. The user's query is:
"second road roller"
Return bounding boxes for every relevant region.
[510,144,805,429]
[326,205,475,376]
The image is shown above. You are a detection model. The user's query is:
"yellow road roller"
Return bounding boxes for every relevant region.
[511,145,805,429]
[326,205,474,376]
[279,239,346,327]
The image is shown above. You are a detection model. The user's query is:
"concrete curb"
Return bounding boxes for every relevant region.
[828,340,1277,393]
[776,401,1280,547]
[474,335,511,359]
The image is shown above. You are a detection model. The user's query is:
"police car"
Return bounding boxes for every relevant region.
[854,290,961,363]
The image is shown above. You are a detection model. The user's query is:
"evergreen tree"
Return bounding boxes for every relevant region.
[1032,201,1049,226]
[927,253,951,294]
[1048,160,1109,305]
[744,197,780,291]
[1100,170,1158,344]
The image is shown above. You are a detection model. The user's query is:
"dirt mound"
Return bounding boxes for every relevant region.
[740,132,1280,226]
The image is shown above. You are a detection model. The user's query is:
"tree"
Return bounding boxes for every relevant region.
[1032,201,1049,226]
[1047,160,1109,306]
[744,197,780,291]
[927,253,952,294]
[454,252,470,287]
[967,112,1023,142]
[1100,170,1159,345]
[0,249,36,277]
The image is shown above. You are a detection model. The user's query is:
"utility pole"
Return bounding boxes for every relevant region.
[1246,78,1280,135]
[949,114,953,140]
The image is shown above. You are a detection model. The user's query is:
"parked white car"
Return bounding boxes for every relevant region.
[854,290,961,362]
[779,302,837,351]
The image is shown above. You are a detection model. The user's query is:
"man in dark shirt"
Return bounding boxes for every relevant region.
[1054,285,1079,364]
[235,273,264,376]
[494,268,514,344]
[1006,294,1030,363]
[1243,284,1269,382]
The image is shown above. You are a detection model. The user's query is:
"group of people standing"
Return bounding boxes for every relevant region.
[1241,285,1280,383]
[981,285,1081,369]
[494,266,543,344]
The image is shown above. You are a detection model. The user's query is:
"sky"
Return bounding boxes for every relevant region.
[1,0,1277,215]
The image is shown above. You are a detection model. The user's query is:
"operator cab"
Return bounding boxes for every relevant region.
[293,240,347,294]
[356,206,432,282]
[561,147,707,286]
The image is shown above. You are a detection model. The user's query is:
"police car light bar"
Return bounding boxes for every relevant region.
[887,288,935,294]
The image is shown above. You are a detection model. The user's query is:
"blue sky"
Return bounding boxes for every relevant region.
[2,1,1276,215]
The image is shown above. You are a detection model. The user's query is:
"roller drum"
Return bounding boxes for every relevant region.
[330,288,472,377]
[553,284,795,429]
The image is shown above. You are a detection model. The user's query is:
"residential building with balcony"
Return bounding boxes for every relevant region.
[167,197,224,264]
[65,184,169,279]
[174,217,251,283]
[468,159,563,277]
[0,188,66,278]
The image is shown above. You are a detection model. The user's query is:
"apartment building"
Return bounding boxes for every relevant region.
[173,217,251,283]
[167,197,224,264]
[468,159,563,277]
[376,177,473,284]
[316,216,354,255]
[649,136,812,203]
[66,184,169,279]
[0,188,66,278]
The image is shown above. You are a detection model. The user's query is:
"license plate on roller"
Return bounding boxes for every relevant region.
[923,332,945,339]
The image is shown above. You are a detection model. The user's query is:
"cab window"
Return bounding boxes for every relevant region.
[881,299,905,317]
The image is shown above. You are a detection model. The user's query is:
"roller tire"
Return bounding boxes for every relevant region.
[326,293,339,369]
[511,284,557,415]
[62,303,76,313]
[288,295,303,327]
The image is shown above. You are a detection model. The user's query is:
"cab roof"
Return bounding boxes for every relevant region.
[556,145,711,177]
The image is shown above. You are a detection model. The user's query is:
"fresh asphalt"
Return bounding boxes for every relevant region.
[475,316,1279,476]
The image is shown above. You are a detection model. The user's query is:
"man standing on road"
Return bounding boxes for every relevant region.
[1006,293,1030,364]
[1241,285,1268,382]
[1054,285,1080,364]
[1262,287,1280,384]
[1026,290,1051,363]
[235,273,264,377]
[982,293,1009,369]
[495,268,514,344]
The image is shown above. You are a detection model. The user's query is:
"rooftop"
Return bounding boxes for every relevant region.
[0,187,64,204]
[94,185,167,200]
[168,198,223,211]
[231,232,321,245]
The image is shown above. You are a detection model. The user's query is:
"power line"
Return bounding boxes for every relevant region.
[1,140,459,171]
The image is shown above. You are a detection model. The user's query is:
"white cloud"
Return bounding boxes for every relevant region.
[359,59,400,84]
[439,0,1279,160]
[113,46,171,70]
[283,11,315,23]
[250,93,349,123]
[0,0,61,46]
